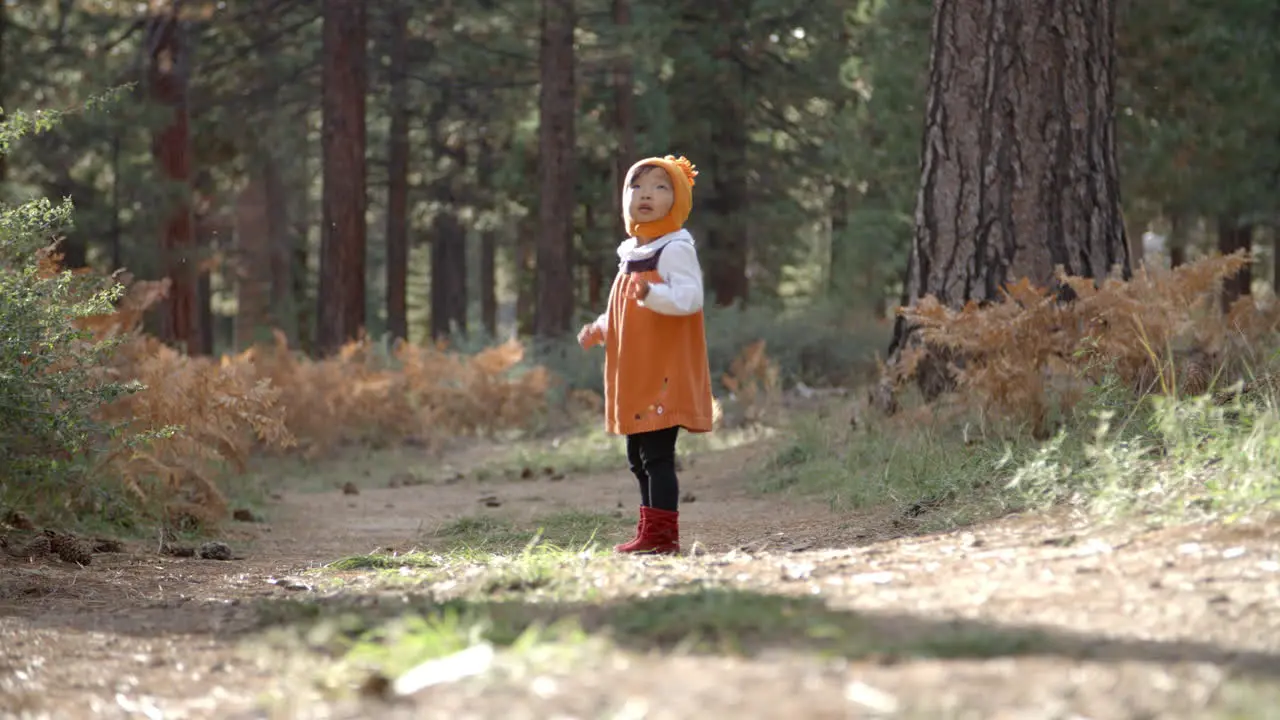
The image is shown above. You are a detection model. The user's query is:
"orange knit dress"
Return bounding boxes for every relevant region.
[592,156,715,436]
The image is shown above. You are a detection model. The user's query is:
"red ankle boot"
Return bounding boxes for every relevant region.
[613,508,646,552]
[621,506,680,555]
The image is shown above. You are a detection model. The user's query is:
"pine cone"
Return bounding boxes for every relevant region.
[197,541,232,561]
[44,530,92,565]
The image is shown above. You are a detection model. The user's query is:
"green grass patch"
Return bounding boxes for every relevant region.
[605,589,1053,659]
[362,510,634,557]
[254,584,1063,690]
[752,409,1025,525]
[757,375,1280,532]
[325,551,440,572]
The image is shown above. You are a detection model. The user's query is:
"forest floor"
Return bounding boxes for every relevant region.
[2,406,1280,720]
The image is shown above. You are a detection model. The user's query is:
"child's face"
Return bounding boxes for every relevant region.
[626,166,675,224]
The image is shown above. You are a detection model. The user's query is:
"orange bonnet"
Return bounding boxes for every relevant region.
[622,155,698,239]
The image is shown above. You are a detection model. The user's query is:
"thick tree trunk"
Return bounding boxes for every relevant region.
[430,208,468,340]
[148,11,204,355]
[534,0,577,338]
[1167,210,1187,268]
[315,0,368,356]
[827,181,852,298]
[234,173,271,349]
[477,140,499,338]
[706,0,750,307]
[516,213,537,337]
[194,204,223,355]
[264,153,293,338]
[1273,230,1280,294]
[292,115,313,353]
[1217,215,1252,311]
[385,2,410,344]
[883,0,1129,402]
[480,229,498,337]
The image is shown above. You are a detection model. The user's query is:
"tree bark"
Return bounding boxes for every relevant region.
[315,0,368,356]
[264,153,293,338]
[884,0,1129,400]
[147,10,204,355]
[193,201,223,355]
[1217,215,1252,311]
[480,229,498,337]
[827,181,852,298]
[234,173,271,349]
[385,2,410,344]
[292,112,314,353]
[429,210,467,340]
[706,0,750,307]
[516,213,537,337]
[534,0,577,337]
[478,142,499,338]
[1167,210,1187,268]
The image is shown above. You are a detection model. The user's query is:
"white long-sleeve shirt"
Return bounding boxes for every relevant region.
[591,229,705,336]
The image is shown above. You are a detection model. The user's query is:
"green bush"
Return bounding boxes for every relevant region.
[0,101,135,493]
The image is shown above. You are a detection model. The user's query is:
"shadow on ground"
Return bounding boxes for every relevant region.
[10,579,1277,682]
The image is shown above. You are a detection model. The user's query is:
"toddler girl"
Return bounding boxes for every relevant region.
[578,155,715,555]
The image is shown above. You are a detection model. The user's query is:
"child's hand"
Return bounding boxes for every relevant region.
[577,323,602,349]
[628,278,651,301]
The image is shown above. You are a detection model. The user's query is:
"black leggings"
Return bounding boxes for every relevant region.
[626,426,680,511]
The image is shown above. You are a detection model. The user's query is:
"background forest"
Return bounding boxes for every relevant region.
[2,0,1280,523]
[4,2,1280,715]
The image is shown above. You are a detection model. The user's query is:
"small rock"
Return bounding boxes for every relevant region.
[782,562,815,581]
[359,673,392,699]
[269,576,312,591]
[232,508,257,523]
[197,541,233,561]
[341,482,360,496]
[680,492,697,503]
[479,495,501,508]
[845,681,899,714]
[549,473,565,482]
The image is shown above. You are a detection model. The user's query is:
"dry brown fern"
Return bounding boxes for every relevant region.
[721,339,781,425]
[883,251,1264,435]
[49,266,554,521]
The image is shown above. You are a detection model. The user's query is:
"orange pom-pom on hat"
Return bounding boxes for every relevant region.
[623,154,698,240]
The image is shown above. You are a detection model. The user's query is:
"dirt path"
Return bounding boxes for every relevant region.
[2,434,1279,719]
